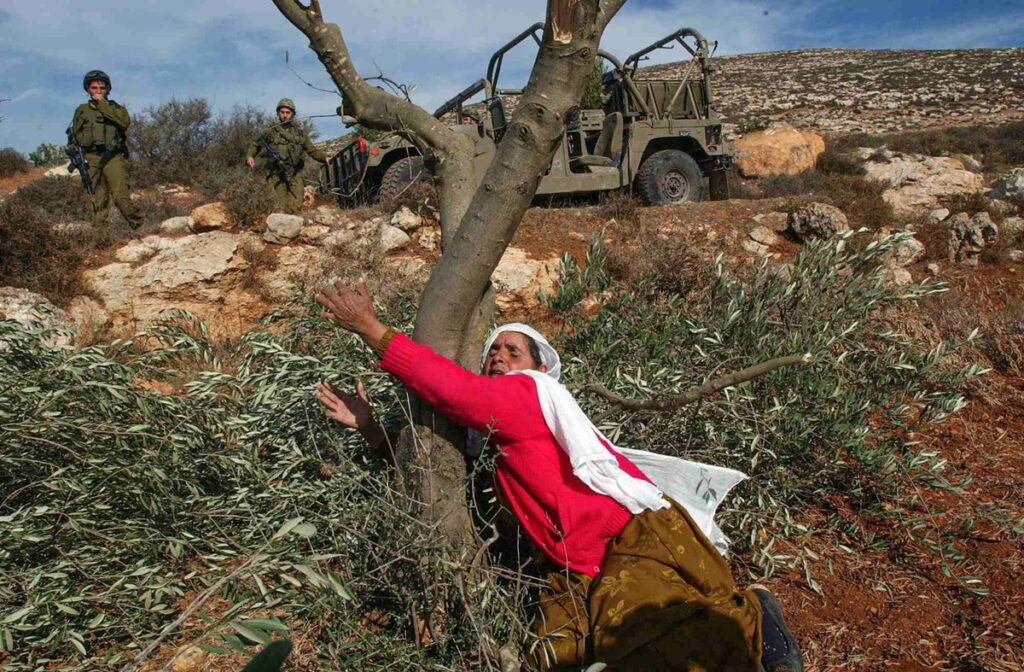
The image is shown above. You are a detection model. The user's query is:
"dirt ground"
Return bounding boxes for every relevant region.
[0,165,50,196]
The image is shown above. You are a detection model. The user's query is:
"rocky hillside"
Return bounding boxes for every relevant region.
[642,47,1024,135]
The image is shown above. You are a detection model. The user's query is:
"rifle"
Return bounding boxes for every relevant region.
[258,136,295,181]
[65,127,94,195]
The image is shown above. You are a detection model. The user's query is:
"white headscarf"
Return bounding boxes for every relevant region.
[481,324,747,553]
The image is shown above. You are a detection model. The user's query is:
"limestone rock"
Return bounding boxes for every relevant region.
[492,246,559,310]
[988,198,1016,217]
[752,211,790,233]
[788,203,849,241]
[948,212,998,266]
[308,205,348,228]
[190,202,235,231]
[67,296,109,345]
[300,225,331,244]
[1002,217,1023,244]
[734,124,825,178]
[882,267,914,287]
[417,227,440,252]
[170,645,208,672]
[115,240,159,264]
[264,213,305,244]
[881,234,925,268]
[952,153,983,173]
[926,263,941,275]
[863,153,984,215]
[45,165,72,178]
[302,185,316,210]
[390,206,423,232]
[160,216,195,235]
[0,287,74,349]
[1006,250,1024,264]
[323,228,359,249]
[378,224,411,253]
[744,226,782,257]
[990,168,1024,202]
[922,208,950,226]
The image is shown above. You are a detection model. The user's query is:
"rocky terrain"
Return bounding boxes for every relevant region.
[643,47,1024,136]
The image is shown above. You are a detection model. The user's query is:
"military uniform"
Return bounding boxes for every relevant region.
[69,71,144,229]
[246,99,327,213]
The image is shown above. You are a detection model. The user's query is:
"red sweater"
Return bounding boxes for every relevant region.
[380,334,650,577]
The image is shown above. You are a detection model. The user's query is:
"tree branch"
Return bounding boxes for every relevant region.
[585,353,814,413]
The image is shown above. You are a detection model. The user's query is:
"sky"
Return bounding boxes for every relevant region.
[1,0,1022,154]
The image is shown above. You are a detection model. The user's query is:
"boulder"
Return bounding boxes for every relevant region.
[160,216,195,235]
[45,164,72,178]
[190,202,235,231]
[390,206,423,232]
[0,287,75,349]
[880,233,925,267]
[990,168,1024,202]
[752,211,790,233]
[788,203,849,242]
[308,205,348,228]
[1002,217,1023,244]
[323,228,359,249]
[378,224,411,253]
[492,246,560,310]
[744,226,782,257]
[264,213,305,244]
[948,212,998,266]
[299,225,331,245]
[734,124,825,178]
[863,153,984,215]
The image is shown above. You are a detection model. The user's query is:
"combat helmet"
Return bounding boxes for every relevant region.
[276,98,296,113]
[83,70,112,92]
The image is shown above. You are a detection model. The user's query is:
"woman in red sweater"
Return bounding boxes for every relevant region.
[315,279,802,672]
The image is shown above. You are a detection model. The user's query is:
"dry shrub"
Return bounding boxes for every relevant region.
[0,147,31,178]
[239,238,280,297]
[816,148,866,177]
[943,191,1005,223]
[761,170,894,231]
[377,179,438,220]
[218,168,275,228]
[596,189,640,224]
[916,221,951,262]
[0,176,132,303]
[605,221,712,297]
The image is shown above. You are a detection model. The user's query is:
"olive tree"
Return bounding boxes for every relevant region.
[273,0,629,551]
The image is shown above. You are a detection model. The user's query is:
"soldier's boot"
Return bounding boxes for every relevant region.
[104,155,144,230]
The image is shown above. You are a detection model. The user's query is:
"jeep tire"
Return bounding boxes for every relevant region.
[636,149,704,206]
[377,155,427,202]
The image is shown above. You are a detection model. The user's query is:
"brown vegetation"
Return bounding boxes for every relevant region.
[0,147,31,178]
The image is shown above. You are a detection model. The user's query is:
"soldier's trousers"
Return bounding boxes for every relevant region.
[266,173,305,214]
[85,153,144,229]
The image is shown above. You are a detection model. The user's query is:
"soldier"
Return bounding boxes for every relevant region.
[246,99,328,213]
[68,70,144,229]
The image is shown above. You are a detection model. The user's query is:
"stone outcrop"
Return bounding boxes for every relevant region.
[947,212,998,266]
[861,151,985,215]
[990,168,1024,203]
[788,203,849,241]
[264,213,305,244]
[492,246,559,310]
[734,124,825,178]
[390,206,423,232]
[160,216,195,235]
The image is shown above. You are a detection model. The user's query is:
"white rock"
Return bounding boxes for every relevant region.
[0,287,75,350]
[864,154,985,215]
[417,227,440,252]
[1002,217,1023,243]
[160,216,195,235]
[115,241,159,264]
[390,206,423,232]
[323,228,359,249]
[883,267,914,287]
[926,263,941,275]
[1006,250,1024,264]
[990,168,1024,201]
[190,202,235,231]
[378,224,411,253]
[299,225,331,244]
[881,234,925,267]
[45,165,72,178]
[922,208,950,225]
[492,246,560,310]
[308,205,347,228]
[749,225,781,247]
[264,213,305,244]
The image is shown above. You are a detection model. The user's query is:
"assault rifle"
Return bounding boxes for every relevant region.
[258,136,295,181]
[65,128,94,195]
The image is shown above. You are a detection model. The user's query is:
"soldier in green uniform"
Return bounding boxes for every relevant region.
[246,98,328,213]
[69,70,144,229]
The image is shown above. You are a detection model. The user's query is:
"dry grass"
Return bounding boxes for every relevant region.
[760,171,895,231]
[0,147,31,178]
[595,189,640,225]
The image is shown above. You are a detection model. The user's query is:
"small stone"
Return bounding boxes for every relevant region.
[926,263,941,275]
[115,241,158,264]
[191,202,234,231]
[170,645,208,672]
[378,224,411,253]
[390,206,423,232]
[323,228,358,249]
[160,216,194,235]
[881,234,925,267]
[417,227,439,252]
[749,225,780,247]
[883,267,913,287]
[299,225,330,244]
[922,208,949,225]
[264,213,305,244]
[1006,250,1024,263]
[952,153,983,173]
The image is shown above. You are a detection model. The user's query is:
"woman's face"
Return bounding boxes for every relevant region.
[483,332,547,377]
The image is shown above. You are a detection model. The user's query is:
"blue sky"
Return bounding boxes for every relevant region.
[1,0,1022,154]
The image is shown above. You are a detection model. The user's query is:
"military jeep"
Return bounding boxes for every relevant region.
[329,25,732,207]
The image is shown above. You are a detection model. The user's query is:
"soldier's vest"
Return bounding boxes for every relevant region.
[267,125,308,172]
[74,102,126,153]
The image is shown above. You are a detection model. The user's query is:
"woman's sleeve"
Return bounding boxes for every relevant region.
[379,333,540,441]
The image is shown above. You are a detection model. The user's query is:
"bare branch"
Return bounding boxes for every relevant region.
[585,353,814,413]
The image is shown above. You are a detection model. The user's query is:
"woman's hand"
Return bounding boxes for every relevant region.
[316,277,386,346]
[316,381,373,430]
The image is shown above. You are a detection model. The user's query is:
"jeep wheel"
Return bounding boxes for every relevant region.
[636,149,704,206]
[377,156,428,202]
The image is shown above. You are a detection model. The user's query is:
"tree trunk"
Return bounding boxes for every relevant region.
[273,0,628,554]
